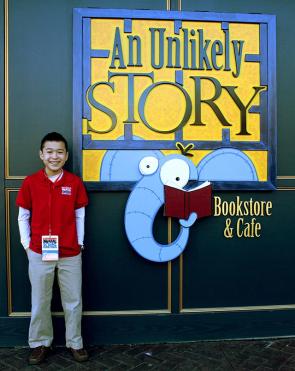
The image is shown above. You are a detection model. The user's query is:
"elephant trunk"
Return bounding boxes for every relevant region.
[124,185,189,262]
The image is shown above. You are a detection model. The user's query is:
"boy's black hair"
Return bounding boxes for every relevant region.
[40,132,68,152]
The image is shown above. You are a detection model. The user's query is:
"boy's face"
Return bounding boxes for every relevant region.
[39,141,68,176]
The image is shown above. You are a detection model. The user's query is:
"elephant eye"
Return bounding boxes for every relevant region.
[139,156,159,175]
[160,159,190,189]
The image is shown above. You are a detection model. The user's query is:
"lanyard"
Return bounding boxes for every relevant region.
[47,170,63,236]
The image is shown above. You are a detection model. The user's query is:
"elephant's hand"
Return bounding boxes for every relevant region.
[179,212,198,228]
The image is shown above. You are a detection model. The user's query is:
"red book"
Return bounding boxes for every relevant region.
[164,181,212,220]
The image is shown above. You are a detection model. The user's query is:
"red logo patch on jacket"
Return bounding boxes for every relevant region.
[61,186,72,195]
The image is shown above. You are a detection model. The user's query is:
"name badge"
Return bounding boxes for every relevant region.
[42,235,59,261]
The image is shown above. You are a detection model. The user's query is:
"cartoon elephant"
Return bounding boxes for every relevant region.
[100,136,258,262]
[124,154,198,262]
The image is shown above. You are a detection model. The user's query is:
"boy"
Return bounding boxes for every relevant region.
[16,132,89,365]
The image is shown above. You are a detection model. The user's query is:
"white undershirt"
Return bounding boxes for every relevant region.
[18,172,85,250]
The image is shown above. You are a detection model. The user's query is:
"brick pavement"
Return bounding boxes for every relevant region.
[1,338,295,370]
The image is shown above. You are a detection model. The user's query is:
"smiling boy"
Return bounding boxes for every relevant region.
[16,132,89,365]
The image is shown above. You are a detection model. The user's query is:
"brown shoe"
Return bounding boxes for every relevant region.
[70,347,89,362]
[28,345,50,365]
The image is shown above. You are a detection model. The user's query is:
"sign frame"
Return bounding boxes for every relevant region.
[73,8,277,191]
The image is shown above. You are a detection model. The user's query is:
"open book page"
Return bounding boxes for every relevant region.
[187,180,211,192]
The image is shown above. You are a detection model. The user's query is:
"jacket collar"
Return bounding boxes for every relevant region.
[38,168,70,186]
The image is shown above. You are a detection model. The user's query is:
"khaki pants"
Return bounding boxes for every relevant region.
[27,249,83,349]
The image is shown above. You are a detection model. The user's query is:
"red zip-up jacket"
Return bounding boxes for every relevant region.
[16,169,88,257]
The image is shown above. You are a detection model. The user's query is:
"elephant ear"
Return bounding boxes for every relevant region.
[100,136,164,181]
[196,148,258,181]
